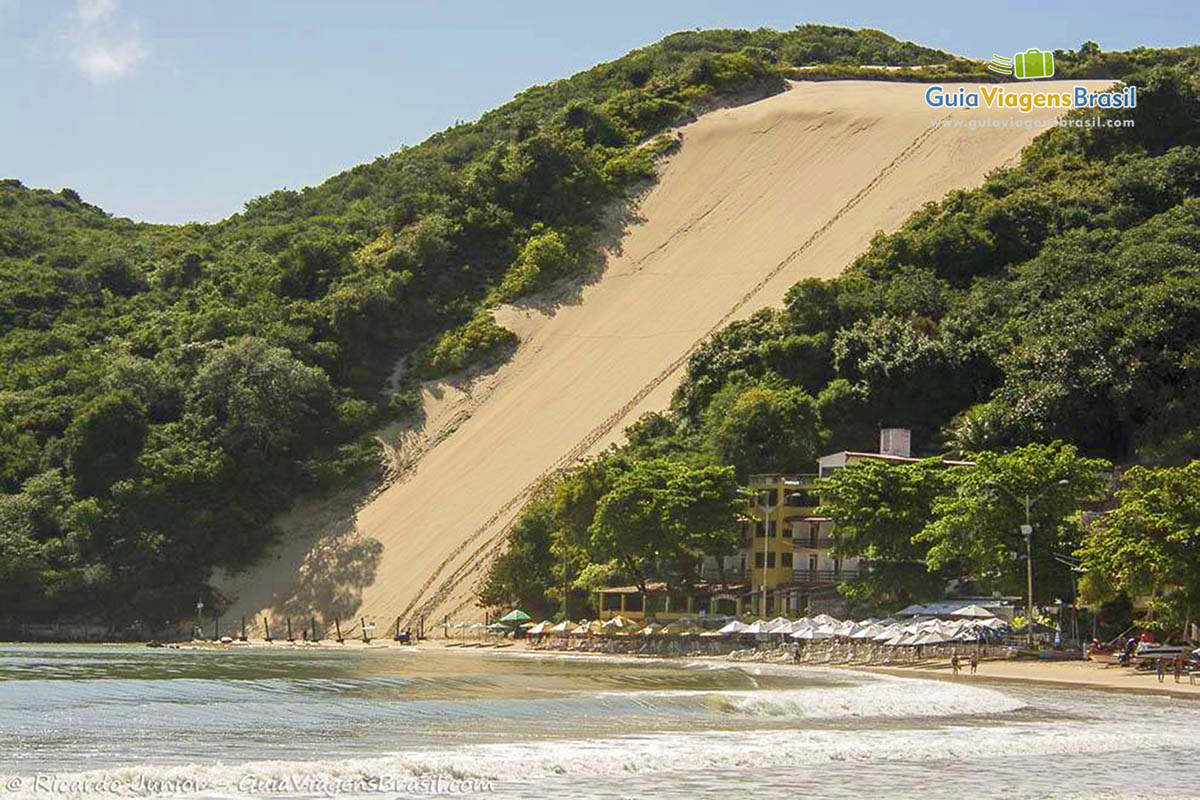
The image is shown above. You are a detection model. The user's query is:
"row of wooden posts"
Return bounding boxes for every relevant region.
[199,614,426,643]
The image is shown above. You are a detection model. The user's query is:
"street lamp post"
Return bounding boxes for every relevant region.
[987,479,1069,647]
[195,600,204,641]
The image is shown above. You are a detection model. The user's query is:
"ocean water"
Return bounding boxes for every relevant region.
[1,645,1198,799]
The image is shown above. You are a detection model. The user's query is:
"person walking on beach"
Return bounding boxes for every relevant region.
[1156,658,1166,683]
[1174,657,1184,683]
[951,654,961,676]
[969,653,979,675]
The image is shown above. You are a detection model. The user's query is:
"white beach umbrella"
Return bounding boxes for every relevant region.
[791,627,835,641]
[895,604,929,617]
[834,621,861,638]
[526,621,553,635]
[911,630,950,646]
[871,624,900,642]
[718,620,749,635]
[851,624,884,640]
[949,604,996,619]
[742,620,772,635]
[811,613,841,626]
[549,620,577,635]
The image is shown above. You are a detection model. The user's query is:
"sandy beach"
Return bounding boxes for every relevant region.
[173,634,1200,700]
[857,657,1200,699]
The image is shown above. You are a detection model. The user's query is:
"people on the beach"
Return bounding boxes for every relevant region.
[969,653,979,675]
[1174,657,1184,683]
[1156,658,1166,682]
[951,654,961,676]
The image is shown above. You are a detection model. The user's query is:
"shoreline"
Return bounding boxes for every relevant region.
[10,636,1200,701]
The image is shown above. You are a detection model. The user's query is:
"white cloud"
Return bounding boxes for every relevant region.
[69,0,147,82]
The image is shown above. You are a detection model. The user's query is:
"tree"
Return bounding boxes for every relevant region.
[479,494,558,617]
[818,458,952,609]
[65,391,148,497]
[588,459,740,594]
[918,442,1110,604]
[187,337,334,471]
[704,383,822,479]
[1077,462,1200,632]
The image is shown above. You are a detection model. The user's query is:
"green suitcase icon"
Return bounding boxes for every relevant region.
[1013,48,1054,79]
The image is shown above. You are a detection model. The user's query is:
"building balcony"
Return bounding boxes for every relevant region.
[793,568,860,584]
[787,538,836,550]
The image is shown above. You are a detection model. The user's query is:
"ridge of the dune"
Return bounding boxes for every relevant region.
[216,79,1113,633]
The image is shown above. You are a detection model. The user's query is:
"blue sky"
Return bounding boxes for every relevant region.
[2,1,1197,224]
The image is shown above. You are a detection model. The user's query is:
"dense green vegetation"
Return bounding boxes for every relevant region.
[1,26,979,630]
[818,442,1107,614]
[483,57,1200,625]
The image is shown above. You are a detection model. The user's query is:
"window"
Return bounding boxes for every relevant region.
[755,489,778,508]
[755,552,764,568]
[785,490,820,507]
[808,554,818,572]
[625,594,644,612]
[767,551,776,569]
[755,520,777,538]
[781,552,794,568]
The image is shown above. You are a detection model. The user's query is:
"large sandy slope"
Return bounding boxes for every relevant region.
[218,79,1112,633]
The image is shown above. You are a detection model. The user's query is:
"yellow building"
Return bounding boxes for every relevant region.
[596,429,969,620]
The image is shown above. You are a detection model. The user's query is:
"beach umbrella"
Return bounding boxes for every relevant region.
[895,604,928,617]
[911,630,949,646]
[497,609,532,624]
[699,630,723,638]
[791,627,834,641]
[662,620,698,636]
[788,618,813,633]
[718,620,748,635]
[765,618,793,634]
[949,604,996,619]
[526,621,553,635]
[742,620,772,635]
[485,622,511,633]
[980,618,1009,630]
[811,613,841,626]
[549,620,576,635]
[639,623,663,637]
[602,615,639,631]
[851,624,884,640]
[834,621,861,638]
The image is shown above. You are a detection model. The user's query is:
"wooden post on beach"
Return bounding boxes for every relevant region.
[393,616,402,641]
[361,617,370,643]
[240,616,247,642]
[335,619,343,643]
[286,617,294,642]
[311,615,319,642]
[263,617,272,643]
[213,615,220,641]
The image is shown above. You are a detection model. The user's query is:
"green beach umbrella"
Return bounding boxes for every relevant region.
[497,609,532,624]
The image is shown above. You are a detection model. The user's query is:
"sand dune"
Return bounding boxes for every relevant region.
[217,79,1112,633]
